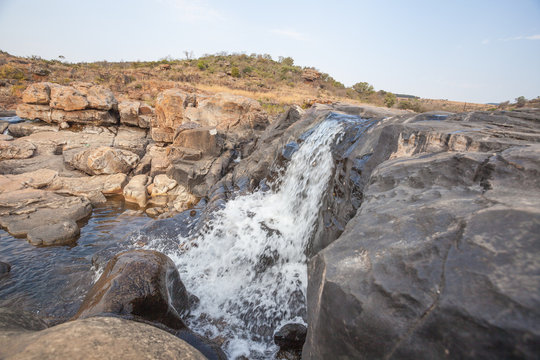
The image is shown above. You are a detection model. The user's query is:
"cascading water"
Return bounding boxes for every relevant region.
[146,116,351,358]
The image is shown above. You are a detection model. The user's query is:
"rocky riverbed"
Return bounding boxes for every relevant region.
[1,82,539,359]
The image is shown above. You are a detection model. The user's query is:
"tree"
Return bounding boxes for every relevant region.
[279,56,294,66]
[352,82,374,95]
[515,96,527,107]
[384,92,397,108]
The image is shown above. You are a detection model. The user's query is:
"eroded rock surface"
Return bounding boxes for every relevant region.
[302,108,540,359]
[74,250,189,330]
[0,311,206,360]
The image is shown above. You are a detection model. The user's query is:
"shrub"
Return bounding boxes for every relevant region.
[0,65,26,81]
[398,99,424,112]
[515,96,526,107]
[231,67,240,78]
[197,60,208,70]
[352,82,374,95]
[384,93,397,107]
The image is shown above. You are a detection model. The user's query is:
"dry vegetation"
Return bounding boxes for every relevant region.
[1,50,536,114]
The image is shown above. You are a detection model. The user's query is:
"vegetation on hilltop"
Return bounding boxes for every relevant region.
[1,50,534,114]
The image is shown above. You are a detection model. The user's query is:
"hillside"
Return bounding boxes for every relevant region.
[0,50,524,115]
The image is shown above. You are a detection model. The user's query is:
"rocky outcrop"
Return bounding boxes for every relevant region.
[302,108,540,359]
[69,146,139,175]
[74,250,189,330]
[0,310,206,360]
[0,188,92,244]
[119,100,152,128]
[16,82,119,126]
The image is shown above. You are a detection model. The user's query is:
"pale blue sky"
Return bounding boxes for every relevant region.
[0,0,539,103]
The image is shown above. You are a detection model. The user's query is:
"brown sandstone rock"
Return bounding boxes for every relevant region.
[73,82,117,110]
[70,146,139,175]
[119,100,140,126]
[153,89,192,142]
[50,108,117,125]
[0,139,35,160]
[113,126,149,157]
[0,315,206,360]
[0,188,92,241]
[123,174,151,207]
[172,126,222,157]
[7,121,57,137]
[50,85,89,111]
[21,82,53,104]
[15,103,52,122]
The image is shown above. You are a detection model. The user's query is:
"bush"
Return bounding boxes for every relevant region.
[398,99,424,112]
[384,92,397,107]
[231,66,240,78]
[515,96,526,107]
[197,60,208,70]
[352,82,374,95]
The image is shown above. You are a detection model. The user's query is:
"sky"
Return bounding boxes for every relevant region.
[0,0,539,103]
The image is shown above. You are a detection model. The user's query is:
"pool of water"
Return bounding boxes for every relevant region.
[0,198,152,323]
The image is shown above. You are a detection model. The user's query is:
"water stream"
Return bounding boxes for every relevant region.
[146,117,348,358]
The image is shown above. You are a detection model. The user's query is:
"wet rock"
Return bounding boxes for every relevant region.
[0,121,8,134]
[27,220,80,246]
[151,174,178,195]
[123,174,151,207]
[303,108,540,360]
[0,139,35,160]
[0,188,92,241]
[0,262,10,275]
[50,85,89,111]
[0,307,47,331]
[74,250,189,330]
[0,315,206,360]
[281,141,299,161]
[70,146,139,175]
[274,323,307,351]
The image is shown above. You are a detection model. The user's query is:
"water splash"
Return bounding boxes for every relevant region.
[147,117,349,358]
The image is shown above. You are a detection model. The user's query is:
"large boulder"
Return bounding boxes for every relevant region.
[303,108,540,359]
[123,174,151,207]
[15,103,52,122]
[73,250,190,330]
[0,312,206,360]
[73,82,117,110]
[21,82,53,104]
[172,126,222,157]
[50,85,89,111]
[50,108,117,125]
[0,139,35,160]
[154,89,192,142]
[69,146,139,175]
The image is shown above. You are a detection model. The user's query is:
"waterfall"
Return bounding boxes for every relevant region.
[147,116,349,358]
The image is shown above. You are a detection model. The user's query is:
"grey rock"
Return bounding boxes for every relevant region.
[27,220,80,246]
[0,261,10,275]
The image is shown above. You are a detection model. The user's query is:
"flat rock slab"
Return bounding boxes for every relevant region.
[0,315,206,360]
[0,188,91,243]
[27,220,80,246]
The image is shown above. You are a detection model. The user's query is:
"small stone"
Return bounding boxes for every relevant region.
[274,323,307,351]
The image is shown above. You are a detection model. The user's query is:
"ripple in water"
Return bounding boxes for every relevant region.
[146,118,348,358]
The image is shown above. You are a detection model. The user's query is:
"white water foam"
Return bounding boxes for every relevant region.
[147,118,346,358]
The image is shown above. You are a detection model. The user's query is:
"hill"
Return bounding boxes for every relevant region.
[0,50,514,114]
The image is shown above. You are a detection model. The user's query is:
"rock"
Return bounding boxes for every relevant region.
[302,68,321,82]
[113,126,148,157]
[155,89,190,131]
[151,174,177,195]
[185,92,268,131]
[274,323,307,351]
[139,103,154,115]
[151,127,175,143]
[50,108,117,125]
[0,168,58,193]
[0,262,10,275]
[0,308,47,332]
[73,82,117,110]
[173,126,222,157]
[47,173,128,204]
[50,85,89,111]
[7,121,57,137]
[0,121,8,134]
[59,121,69,129]
[124,174,151,207]
[70,146,139,175]
[303,107,540,359]
[0,315,206,360]
[0,189,92,241]
[138,114,152,129]
[119,100,140,126]
[281,141,299,161]
[146,144,171,176]
[27,220,80,246]
[15,103,52,122]
[73,250,189,330]
[21,82,52,104]
[0,139,35,160]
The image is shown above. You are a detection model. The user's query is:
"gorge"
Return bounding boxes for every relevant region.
[0,81,539,359]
